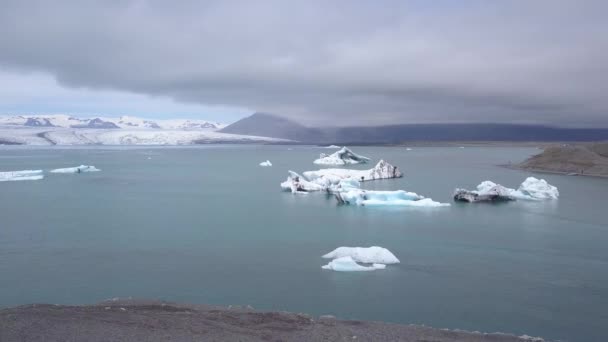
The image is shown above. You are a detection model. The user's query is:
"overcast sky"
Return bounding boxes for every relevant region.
[0,0,606,126]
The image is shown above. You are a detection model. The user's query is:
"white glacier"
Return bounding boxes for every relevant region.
[313,147,371,165]
[0,170,44,182]
[321,256,386,272]
[50,165,101,173]
[322,246,400,264]
[259,160,272,167]
[303,160,402,183]
[335,189,450,207]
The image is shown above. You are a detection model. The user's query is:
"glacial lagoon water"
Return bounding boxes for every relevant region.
[1,145,607,341]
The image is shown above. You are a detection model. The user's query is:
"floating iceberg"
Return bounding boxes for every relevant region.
[304,160,402,184]
[50,165,100,174]
[280,171,325,193]
[335,189,450,207]
[0,170,44,182]
[321,256,386,272]
[454,177,558,203]
[516,177,559,200]
[406,148,413,151]
[323,246,400,264]
[313,147,370,165]
[323,145,341,149]
[259,160,272,167]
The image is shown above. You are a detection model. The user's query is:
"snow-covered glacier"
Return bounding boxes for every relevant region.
[454,177,559,202]
[304,160,402,183]
[335,189,450,207]
[323,246,400,264]
[0,126,288,146]
[0,170,44,182]
[313,147,370,165]
[321,256,386,272]
[50,165,100,173]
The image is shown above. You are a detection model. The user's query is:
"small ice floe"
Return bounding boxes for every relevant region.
[50,165,100,174]
[454,177,558,203]
[322,256,386,272]
[259,160,272,167]
[323,145,341,149]
[304,160,402,184]
[314,147,370,165]
[335,189,450,207]
[323,246,400,264]
[0,170,44,182]
[406,148,412,151]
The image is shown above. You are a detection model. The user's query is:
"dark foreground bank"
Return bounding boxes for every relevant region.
[0,300,543,342]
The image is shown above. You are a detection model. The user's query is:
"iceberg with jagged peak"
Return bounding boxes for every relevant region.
[323,246,400,264]
[313,147,370,165]
[50,165,101,174]
[259,160,272,167]
[335,189,450,207]
[304,160,402,184]
[454,177,558,203]
[0,170,44,182]
[321,256,386,272]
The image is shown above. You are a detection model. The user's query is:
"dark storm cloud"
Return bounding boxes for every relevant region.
[0,0,606,126]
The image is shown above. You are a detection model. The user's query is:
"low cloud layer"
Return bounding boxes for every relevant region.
[0,0,606,126]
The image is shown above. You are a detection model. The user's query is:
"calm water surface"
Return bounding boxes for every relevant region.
[1,146,607,342]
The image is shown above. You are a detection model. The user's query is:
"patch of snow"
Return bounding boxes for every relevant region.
[313,147,370,165]
[259,160,272,167]
[321,256,385,272]
[322,246,400,264]
[0,170,44,182]
[50,165,100,173]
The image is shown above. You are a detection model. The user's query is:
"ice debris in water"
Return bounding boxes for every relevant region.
[280,171,326,193]
[313,147,370,165]
[323,246,400,264]
[335,189,450,207]
[322,256,386,272]
[50,165,100,173]
[323,145,341,149]
[0,170,44,182]
[259,160,272,167]
[454,177,558,203]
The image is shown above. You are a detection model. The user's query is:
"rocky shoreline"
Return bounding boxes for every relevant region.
[0,299,544,342]
[515,142,608,178]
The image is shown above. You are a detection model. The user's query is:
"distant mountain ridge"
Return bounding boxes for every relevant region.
[0,115,226,130]
[220,113,608,143]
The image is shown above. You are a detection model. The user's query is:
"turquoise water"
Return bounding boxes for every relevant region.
[1,146,607,341]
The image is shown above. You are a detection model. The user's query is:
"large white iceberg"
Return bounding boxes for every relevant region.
[313,147,370,165]
[454,177,558,202]
[0,170,44,182]
[323,246,400,264]
[259,160,272,167]
[516,177,559,200]
[304,160,402,184]
[335,189,450,207]
[321,256,386,272]
[50,165,100,173]
[280,171,325,193]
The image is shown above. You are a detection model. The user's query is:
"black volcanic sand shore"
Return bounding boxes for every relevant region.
[516,142,608,177]
[0,300,543,342]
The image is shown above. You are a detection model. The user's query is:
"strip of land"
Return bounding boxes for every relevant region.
[516,142,608,177]
[0,300,540,342]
